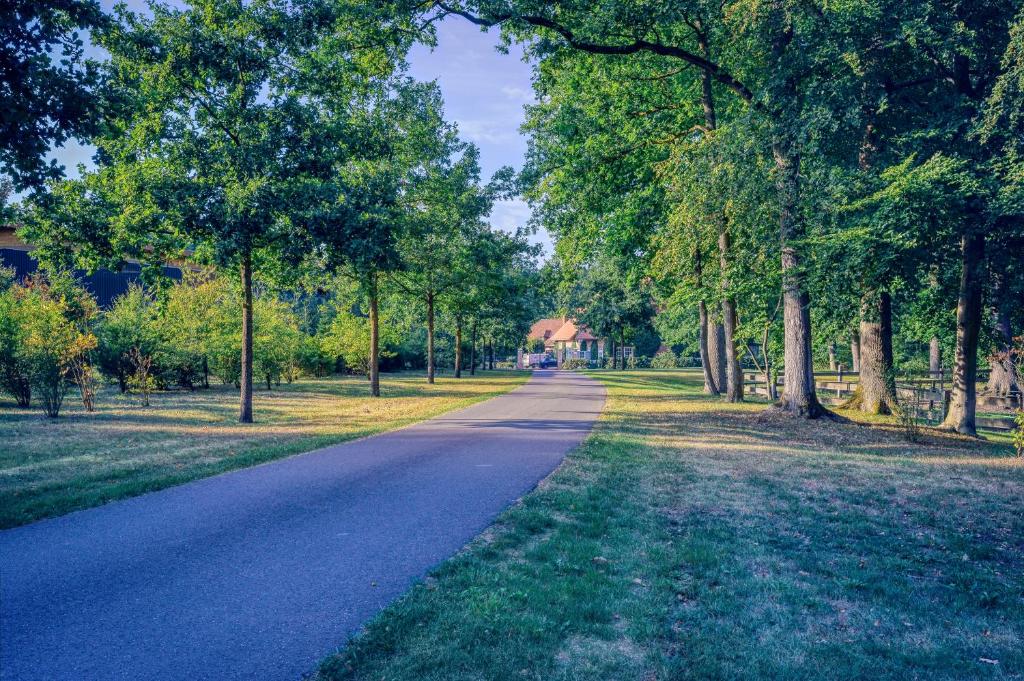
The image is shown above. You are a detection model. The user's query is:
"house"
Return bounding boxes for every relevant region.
[526,317,566,353]
[525,317,611,367]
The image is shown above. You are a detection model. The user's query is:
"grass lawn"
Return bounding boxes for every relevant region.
[0,370,530,529]
[318,368,1022,681]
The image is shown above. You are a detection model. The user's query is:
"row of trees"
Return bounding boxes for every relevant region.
[4,0,539,421]
[412,0,1024,435]
[0,266,534,417]
[6,1,1021,434]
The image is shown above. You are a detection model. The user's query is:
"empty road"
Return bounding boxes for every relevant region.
[0,370,605,681]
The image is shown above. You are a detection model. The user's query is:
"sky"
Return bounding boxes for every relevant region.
[49,4,551,257]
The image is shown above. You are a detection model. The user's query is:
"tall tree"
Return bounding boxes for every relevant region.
[22,0,412,421]
[1,0,106,197]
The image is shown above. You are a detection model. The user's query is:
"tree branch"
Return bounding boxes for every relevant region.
[432,2,754,103]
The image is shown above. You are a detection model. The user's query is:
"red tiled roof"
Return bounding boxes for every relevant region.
[527,318,565,341]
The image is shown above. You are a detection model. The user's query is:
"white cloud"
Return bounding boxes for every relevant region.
[454,119,519,145]
[500,85,534,104]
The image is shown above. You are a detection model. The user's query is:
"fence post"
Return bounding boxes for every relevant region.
[838,364,844,382]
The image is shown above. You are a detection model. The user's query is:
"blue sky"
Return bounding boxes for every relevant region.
[49,4,550,256]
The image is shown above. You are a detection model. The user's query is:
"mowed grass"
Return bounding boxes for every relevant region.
[318,369,1022,681]
[0,370,530,529]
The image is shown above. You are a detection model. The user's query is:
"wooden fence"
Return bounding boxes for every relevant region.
[743,368,1020,431]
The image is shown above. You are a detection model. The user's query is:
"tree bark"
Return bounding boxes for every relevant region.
[929,337,941,376]
[239,251,254,424]
[828,343,837,371]
[709,320,726,392]
[985,285,1018,396]
[619,327,627,369]
[697,29,742,403]
[719,229,743,402]
[856,290,895,414]
[426,292,435,384]
[773,139,825,417]
[454,320,463,379]
[369,275,380,397]
[722,298,743,401]
[941,232,985,435]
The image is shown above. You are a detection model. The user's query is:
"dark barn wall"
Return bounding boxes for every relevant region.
[1,249,183,308]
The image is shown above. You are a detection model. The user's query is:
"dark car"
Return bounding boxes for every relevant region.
[539,357,557,369]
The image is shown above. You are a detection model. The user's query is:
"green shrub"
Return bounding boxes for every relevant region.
[98,285,160,392]
[0,274,31,406]
[9,280,97,417]
[561,358,589,370]
[628,355,651,369]
[651,350,679,369]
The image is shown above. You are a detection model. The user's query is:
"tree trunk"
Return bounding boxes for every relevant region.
[985,287,1018,396]
[856,290,895,414]
[850,335,861,372]
[774,140,825,417]
[722,299,743,401]
[454,320,463,379]
[426,292,435,384]
[708,321,726,393]
[620,327,627,370]
[929,337,941,376]
[698,301,718,394]
[941,232,985,435]
[369,276,380,397]
[239,251,254,424]
[828,343,837,371]
[697,33,742,403]
[470,322,477,376]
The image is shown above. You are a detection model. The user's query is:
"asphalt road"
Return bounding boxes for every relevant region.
[0,370,605,681]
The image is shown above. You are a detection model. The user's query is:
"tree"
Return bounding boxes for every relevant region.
[571,255,654,370]
[1,0,105,196]
[392,143,494,384]
[22,0,397,422]
[413,0,829,415]
[289,82,451,396]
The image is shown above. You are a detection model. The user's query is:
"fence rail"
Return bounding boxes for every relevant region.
[742,368,1020,431]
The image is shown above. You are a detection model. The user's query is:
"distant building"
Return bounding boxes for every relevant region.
[526,317,614,366]
[1,225,187,308]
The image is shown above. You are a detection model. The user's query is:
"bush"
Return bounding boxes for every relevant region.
[561,358,589,370]
[0,272,31,406]
[627,355,651,369]
[651,350,679,368]
[157,274,226,388]
[7,279,97,417]
[98,285,159,392]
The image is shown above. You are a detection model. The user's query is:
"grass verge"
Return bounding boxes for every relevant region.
[318,368,1022,681]
[0,371,530,528]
